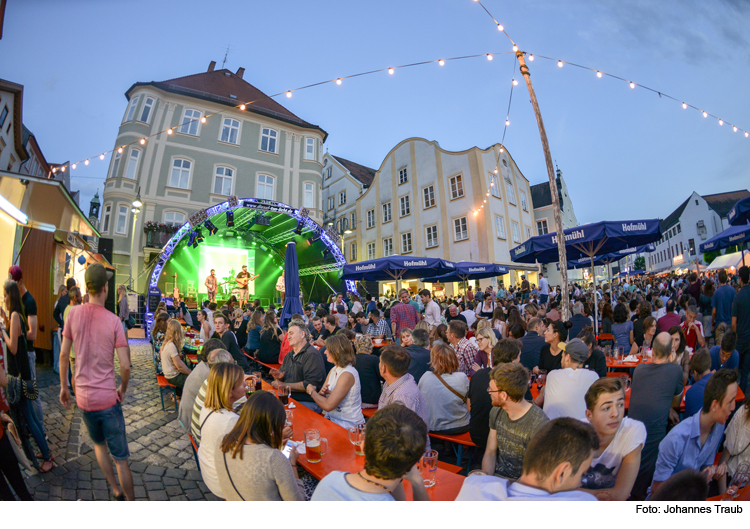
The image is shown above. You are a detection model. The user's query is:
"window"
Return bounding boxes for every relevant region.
[422,185,435,209]
[326,167,332,179]
[449,174,464,199]
[398,167,408,185]
[490,173,501,198]
[115,205,128,235]
[695,199,699,206]
[383,237,394,257]
[260,127,278,153]
[339,190,346,205]
[213,166,234,195]
[124,149,140,180]
[305,138,315,160]
[350,211,356,230]
[109,151,121,179]
[399,195,411,217]
[401,232,413,253]
[180,109,202,135]
[138,97,154,123]
[304,183,314,208]
[511,221,521,243]
[506,181,516,204]
[536,219,548,235]
[366,209,375,228]
[168,158,191,189]
[220,118,240,144]
[677,224,681,233]
[526,226,531,239]
[328,197,335,211]
[680,241,683,254]
[164,211,186,226]
[256,174,274,200]
[453,217,468,241]
[425,225,439,248]
[102,204,111,233]
[367,242,376,260]
[495,215,506,239]
[350,242,357,261]
[520,191,528,211]
[382,202,392,223]
[124,96,139,122]
[0,105,7,128]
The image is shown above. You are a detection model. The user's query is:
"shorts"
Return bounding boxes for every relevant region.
[81,402,130,461]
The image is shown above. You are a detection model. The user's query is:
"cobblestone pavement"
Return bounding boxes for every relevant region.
[18,338,218,501]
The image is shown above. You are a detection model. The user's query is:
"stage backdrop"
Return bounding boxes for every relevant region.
[197,245,255,296]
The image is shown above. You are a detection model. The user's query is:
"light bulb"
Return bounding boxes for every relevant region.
[512,45,518,52]
[629,82,635,89]
[336,78,342,85]
[500,147,504,153]
[596,71,602,78]
[201,117,206,123]
[483,199,487,203]
[505,119,510,126]
[497,24,503,31]
[733,126,738,132]
[682,102,687,109]
[388,68,394,74]
[52,168,56,173]
[529,54,534,61]
[240,104,245,110]
[100,154,105,160]
[85,159,89,165]
[558,60,563,67]
[487,54,493,61]
[474,211,479,215]
[140,138,145,145]
[746,132,749,137]
[439,59,444,66]
[61,166,65,172]
[703,111,708,118]
[118,147,123,153]
[286,91,292,98]
[72,163,76,169]
[513,79,518,86]
[167,129,172,135]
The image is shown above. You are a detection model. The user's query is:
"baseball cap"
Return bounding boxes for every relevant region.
[8,265,22,282]
[85,263,113,292]
[561,338,589,363]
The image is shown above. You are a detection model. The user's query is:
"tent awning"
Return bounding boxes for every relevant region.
[706,251,750,271]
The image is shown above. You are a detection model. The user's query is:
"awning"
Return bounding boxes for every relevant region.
[706,251,750,272]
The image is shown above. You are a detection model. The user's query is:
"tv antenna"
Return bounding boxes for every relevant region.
[221,45,231,69]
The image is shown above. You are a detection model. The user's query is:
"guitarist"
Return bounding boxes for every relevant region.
[235,265,258,309]
[205,269,218,303]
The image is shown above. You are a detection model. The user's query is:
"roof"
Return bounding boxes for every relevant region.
[332,155,376,186]
[660,196,691,231]
[702,190,750,219]
[530,182,552,208]
[126,68,327,140]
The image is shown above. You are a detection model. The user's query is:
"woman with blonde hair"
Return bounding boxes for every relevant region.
[117,284,130,336]
[414,320,430,333]
[198,362,249,499]
[490,307,507,338]
[160,319,192,395]
[353,334,381,407]
[471,327,499,375]
[418,343,470,434]
[306,335,364,428]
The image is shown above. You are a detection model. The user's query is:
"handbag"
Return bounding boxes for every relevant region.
[6,374,22,406]
[1,414,32,472]
[434,372,467,403]
[126,315,136,329]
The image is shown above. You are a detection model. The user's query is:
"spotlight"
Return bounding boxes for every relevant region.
[307,234,321,246]
[188,231,198,247]
[322,247,332,258]
[204,220,218,235]
[195,228,205,245]
[294,220,304,235]
[226,210,235,227]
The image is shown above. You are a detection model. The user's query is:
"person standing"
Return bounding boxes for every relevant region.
[539,273,549,305]
[712,269,735,341]
[390,289,419,344]
[205,269,218,303]
[235,265,257,309]
[59,264,134,500]
[732,266,750,394]
[117,285,130,337]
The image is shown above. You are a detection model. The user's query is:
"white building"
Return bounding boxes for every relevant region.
[649,190,750,272]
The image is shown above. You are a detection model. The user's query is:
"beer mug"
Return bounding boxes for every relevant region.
[304,429,328,463]
[619,375,631,392]
[348,424,365,456]
[419,450,438,488]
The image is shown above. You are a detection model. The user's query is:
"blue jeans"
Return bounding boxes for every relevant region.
[20,397,50,461]
[27,350,46,435]
[52,330,61,374]
[739,348,750,396]
[122,321,129,338]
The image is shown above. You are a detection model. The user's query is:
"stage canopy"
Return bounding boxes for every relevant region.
[147,197,351,315]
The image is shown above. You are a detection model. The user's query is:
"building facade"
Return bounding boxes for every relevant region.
[100,62,328,291]
[649,190,750,272]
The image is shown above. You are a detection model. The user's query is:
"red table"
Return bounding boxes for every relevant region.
[261,380,464,500]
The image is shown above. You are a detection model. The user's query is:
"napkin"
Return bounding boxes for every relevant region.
[623,355,639,363]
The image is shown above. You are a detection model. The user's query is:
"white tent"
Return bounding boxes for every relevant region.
[706,250,750,272]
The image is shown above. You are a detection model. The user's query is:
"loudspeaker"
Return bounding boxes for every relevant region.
[98,238,116,313]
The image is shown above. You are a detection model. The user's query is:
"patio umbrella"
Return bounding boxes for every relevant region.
[728,196,750,226]
[421,262,509,290]
[511,220,661,329]
[699,223,750,273]
[339,256,455,294]
[279,242,304,328]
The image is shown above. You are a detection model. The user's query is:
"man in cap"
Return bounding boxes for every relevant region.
[59,264,134,500]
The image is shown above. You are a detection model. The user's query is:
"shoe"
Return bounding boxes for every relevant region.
[114,492,126,501]
[39,458,55,473]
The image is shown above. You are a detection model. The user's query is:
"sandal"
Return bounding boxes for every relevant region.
[39,458,55,473]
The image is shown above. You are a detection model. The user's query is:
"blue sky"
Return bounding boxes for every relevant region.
[4,0,750,225]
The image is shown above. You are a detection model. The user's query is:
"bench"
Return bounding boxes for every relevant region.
[429,431,476,469]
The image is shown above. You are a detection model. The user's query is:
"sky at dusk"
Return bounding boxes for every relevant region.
[3,0,750,226]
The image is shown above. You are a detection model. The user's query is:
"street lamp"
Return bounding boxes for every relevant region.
[128,187,142,290]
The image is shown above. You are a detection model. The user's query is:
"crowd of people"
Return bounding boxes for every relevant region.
[1,262,749,502]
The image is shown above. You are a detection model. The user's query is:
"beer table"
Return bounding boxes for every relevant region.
[260,380,465,500]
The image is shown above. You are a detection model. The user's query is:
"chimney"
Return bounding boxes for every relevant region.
[207,61,216,72]
[236,67,245,79]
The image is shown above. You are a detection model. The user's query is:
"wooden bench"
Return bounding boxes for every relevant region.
[429,431,476,469]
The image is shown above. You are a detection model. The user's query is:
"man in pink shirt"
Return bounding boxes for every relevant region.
[59,264,134,501]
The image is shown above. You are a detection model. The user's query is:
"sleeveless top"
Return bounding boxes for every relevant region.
[8,313,31,381]
[324,365,365,429]
[200,319,214,343]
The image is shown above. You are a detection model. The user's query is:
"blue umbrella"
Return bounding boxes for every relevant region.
[422,261,509,283]
[339,256,455,294]
[728,196,750,226]
[279,242,304,328]
[618,269,645,277]
[699,224,750,253]
[566,244,656,269]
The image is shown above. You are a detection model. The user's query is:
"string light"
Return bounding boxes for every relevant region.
[596,71,602,78]
[336,78,342,85]
[84,159,89,165]
[682,102,687,109]
[201,117,207,123]
[629,82,635,89]
[239,104,245,110]
[558,60,563,67]
[733,126,738,132]
[487,54,493,61]
[719,120,724,126]
[388,68,394,74]
[703,111,708,118]
[117,147,123,153]
[505,118,510,126]
[139,138,145,145]
[61,166,65,172]
[99,154,105,160]
[512,78,518,86]
[499,147,504,153]
[72,163,76,169]
[439,59,445,66]
[286,91,292,98]
[167,129,172,134]
[497,24,503,31]
[746,132,749,137]
[528,54,534,61]
[512,45,518,52]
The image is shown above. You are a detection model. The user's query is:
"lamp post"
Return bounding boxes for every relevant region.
[128,187,142,290]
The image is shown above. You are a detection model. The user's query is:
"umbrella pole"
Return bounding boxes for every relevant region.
[590,256,599,335]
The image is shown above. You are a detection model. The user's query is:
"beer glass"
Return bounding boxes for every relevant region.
[619,375,631,392]
[419,450,438,488]
[278,384,290,406]
[722,464,748,500]
[253,371,262,392]
[304,429,328,463]
[348,424,365,456]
